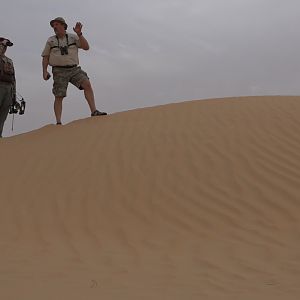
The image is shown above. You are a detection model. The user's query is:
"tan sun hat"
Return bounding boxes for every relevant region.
[50,17,68,30]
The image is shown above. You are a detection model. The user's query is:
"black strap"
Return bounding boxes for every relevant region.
[52,65,77,68]
[50,34,76,50]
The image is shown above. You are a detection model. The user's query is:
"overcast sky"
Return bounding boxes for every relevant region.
[1,0,300,136]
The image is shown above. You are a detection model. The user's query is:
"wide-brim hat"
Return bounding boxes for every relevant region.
[50,17,68,30]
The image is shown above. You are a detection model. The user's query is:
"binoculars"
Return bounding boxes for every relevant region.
[9,99,26,115]
[60,46,68,55]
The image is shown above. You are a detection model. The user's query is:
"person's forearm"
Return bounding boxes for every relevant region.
[42,56,49,72]
[78,34,89,50]
[12,65,16,101]
[42,56,51,80]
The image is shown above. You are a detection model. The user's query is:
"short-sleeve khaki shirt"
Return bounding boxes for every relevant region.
[41,33,82,66]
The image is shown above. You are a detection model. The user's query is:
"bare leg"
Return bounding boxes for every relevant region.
[80,80,97,113]
[54,96,64,124]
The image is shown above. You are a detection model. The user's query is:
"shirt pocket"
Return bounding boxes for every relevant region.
[3,61,14,75]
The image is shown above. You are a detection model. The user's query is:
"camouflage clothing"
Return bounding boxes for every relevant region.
[52,66,89,97]
[0,55,15,137]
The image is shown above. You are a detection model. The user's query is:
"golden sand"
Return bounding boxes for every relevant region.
[1,96,300,299]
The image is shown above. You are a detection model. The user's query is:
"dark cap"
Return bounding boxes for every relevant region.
[0,37,13,47]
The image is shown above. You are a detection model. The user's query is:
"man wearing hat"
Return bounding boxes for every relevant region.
[0,37,15,137]
[42,17,107,125]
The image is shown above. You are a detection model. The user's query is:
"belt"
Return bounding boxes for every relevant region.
[52,65,77,69]
[0,80,14,85]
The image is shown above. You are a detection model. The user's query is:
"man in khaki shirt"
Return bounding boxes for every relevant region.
[42,17,107,125]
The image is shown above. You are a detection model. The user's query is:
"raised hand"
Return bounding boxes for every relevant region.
[73,22,83,35]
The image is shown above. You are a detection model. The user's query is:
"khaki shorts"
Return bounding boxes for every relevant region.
[52,66,89,97]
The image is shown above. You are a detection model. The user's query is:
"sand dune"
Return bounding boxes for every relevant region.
[1,96,300,299]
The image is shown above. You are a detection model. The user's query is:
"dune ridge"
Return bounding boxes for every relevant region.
[1,96,300,299]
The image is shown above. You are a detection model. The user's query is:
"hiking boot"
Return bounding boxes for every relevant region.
[91,110,107,116]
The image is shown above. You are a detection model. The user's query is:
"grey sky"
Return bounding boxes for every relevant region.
[1,0,300,136]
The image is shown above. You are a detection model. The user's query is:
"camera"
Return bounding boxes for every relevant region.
[9,99,26,115]
[60,46,68,55]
